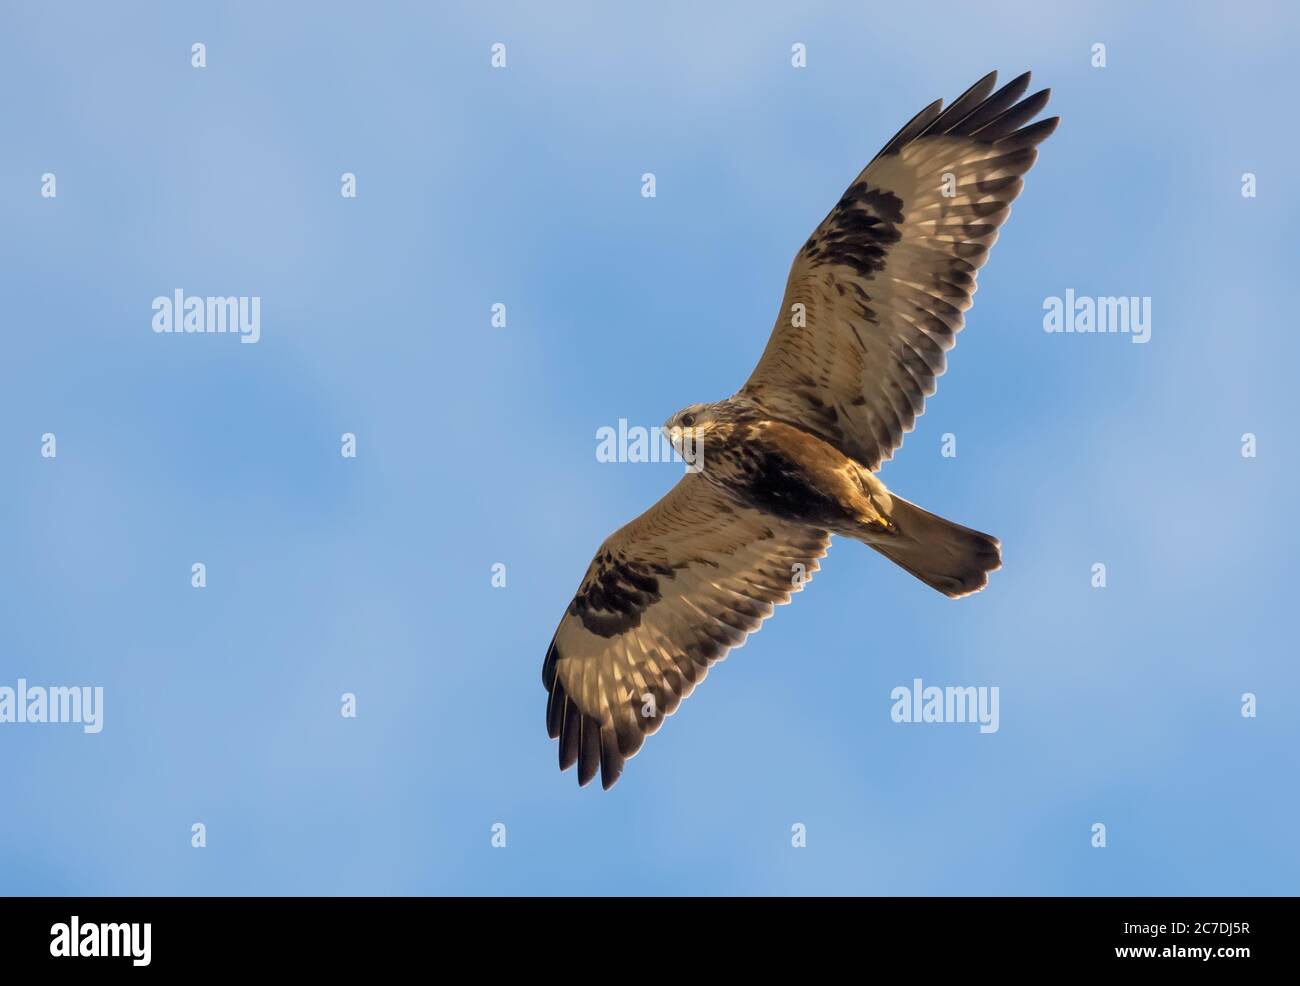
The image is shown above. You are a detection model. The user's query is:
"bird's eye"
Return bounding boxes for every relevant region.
[681,414,696,427]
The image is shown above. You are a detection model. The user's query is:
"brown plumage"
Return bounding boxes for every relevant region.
[544,71,1059,789]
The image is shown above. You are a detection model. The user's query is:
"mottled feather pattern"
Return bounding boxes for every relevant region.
[544,473,828,788]
[744,70,1059,471]
[543,71,1054,788]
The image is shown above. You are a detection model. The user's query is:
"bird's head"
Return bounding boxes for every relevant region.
[664,395,756,435]
[663,402,717,468]
[663,402,714,434]
[665,401,730,442]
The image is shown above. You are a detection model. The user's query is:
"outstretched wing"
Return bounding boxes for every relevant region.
[542,472,829,789]
[743,70,1059,471]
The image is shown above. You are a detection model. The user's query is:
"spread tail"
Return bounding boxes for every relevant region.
[868,495,1001,598]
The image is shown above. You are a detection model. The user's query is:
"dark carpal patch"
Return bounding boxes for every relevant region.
[801,183,904,279]
[569,554,674,637]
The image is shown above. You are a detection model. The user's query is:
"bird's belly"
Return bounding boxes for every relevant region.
[710,443,858,529]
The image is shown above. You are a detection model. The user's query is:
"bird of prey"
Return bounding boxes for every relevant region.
[543,70,1058,789]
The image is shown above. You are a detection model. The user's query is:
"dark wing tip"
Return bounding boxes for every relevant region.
[879,70,1057,158]
[922,71,999,137]
[995,115,1060,150]
[600,735,625,790]
[557,687,581,770]
[544,637,625,790]
[577,714,600,786]
[541,635,559,689]
[873,96,945,161]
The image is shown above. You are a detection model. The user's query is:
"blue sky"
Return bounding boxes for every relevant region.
[2,0,1297,895]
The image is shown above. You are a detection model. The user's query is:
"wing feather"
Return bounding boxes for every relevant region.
[543,472,828,789]
[742,70,1059,470]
